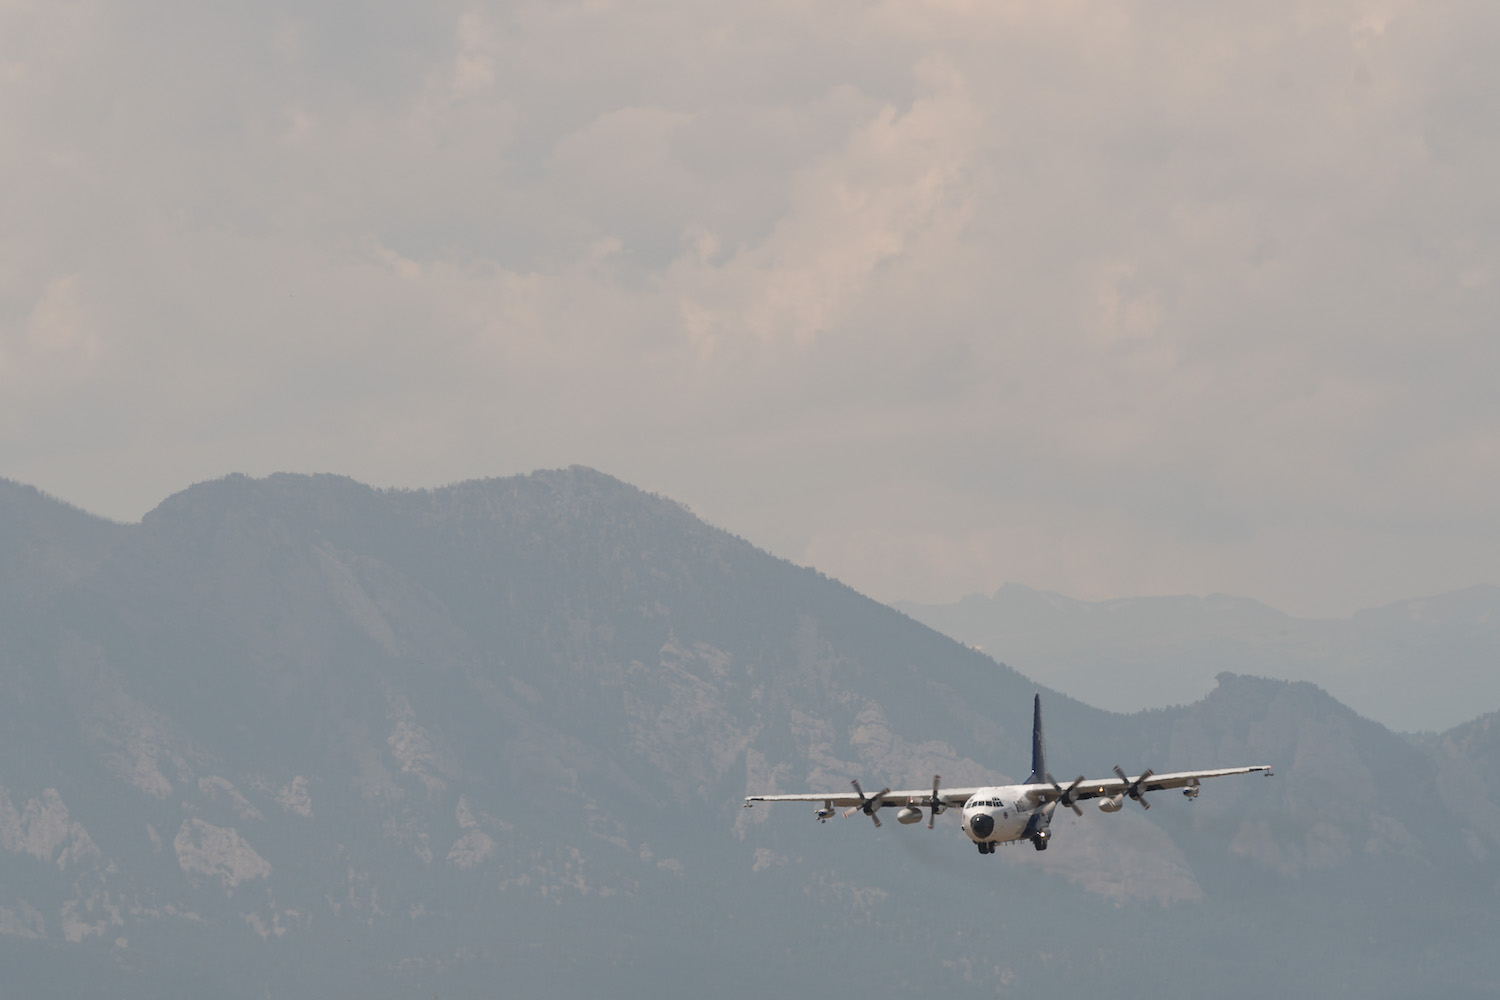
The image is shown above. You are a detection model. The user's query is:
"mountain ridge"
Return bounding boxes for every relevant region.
[897,582,1500,731]
[1,468,1498,998]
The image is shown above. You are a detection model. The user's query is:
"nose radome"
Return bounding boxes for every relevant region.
[970,813,994,839]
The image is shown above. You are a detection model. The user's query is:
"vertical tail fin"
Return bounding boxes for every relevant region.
[1025,694,1046,785]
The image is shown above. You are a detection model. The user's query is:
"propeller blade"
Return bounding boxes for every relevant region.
[1135,769,1154,809]
[928,775,942,829]
[1048,772,1085,816]
[845,781,889,826]
[1112,767,1155,809]
[843,779,868,819]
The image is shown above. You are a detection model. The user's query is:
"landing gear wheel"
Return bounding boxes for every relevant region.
[1031,836,1048,851]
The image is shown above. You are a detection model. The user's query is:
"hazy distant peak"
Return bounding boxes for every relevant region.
[138,467,678,534]
[143,472,380,524]
[896,582,1500,731]
[1209,670,1345,712]
[906,583,1291,623]
[414,468,705,540]
[0,476,120,528]
[0,477,125,602]
[1440,710,1500,782]
[432,465,625,497]
[522,466,699,519]
[1199,592,1290,615]
[919,582,1500,628]
[1353,584,1500,628]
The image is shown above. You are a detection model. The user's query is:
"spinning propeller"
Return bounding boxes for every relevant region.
[844,780,890,827]
[927,775,944,829]
[1046,772,1086,816]
[1113,766,1156,809]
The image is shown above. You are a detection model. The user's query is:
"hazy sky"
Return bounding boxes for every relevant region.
[4,1,1498,617]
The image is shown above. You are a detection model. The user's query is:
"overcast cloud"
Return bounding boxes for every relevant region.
[3,0,1498,616]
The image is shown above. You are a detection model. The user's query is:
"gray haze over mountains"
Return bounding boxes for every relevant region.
[3,468,1499,999]
[897,584,1500,733]
[7,2,1500,623]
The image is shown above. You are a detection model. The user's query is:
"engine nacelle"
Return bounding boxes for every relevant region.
[1098,794,1125,813]
[896,806,923,825]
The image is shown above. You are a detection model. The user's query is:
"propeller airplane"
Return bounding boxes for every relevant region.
[744,695,1271,855]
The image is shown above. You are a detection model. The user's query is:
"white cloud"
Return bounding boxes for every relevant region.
[2,0,1499,615]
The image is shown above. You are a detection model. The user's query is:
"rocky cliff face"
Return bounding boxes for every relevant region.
[1,469,1497,999]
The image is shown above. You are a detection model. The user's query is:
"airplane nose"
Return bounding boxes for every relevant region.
[969,813,994,839]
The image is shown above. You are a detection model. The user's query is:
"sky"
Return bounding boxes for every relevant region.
[3,0,1498,618]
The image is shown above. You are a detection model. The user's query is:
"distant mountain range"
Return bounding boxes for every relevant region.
[2,469,1498,999]
[896,583,1500,732]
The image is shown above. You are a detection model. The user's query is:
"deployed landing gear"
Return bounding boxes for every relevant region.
[1030,834,1049,851]
[976,841,996,855]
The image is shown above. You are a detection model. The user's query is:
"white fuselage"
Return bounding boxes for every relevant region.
[961,785,1044,845]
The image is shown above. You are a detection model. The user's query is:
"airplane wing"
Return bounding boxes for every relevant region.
[744,787,979,809]
[745,766,1270,811]
[1026,765,1272,806]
